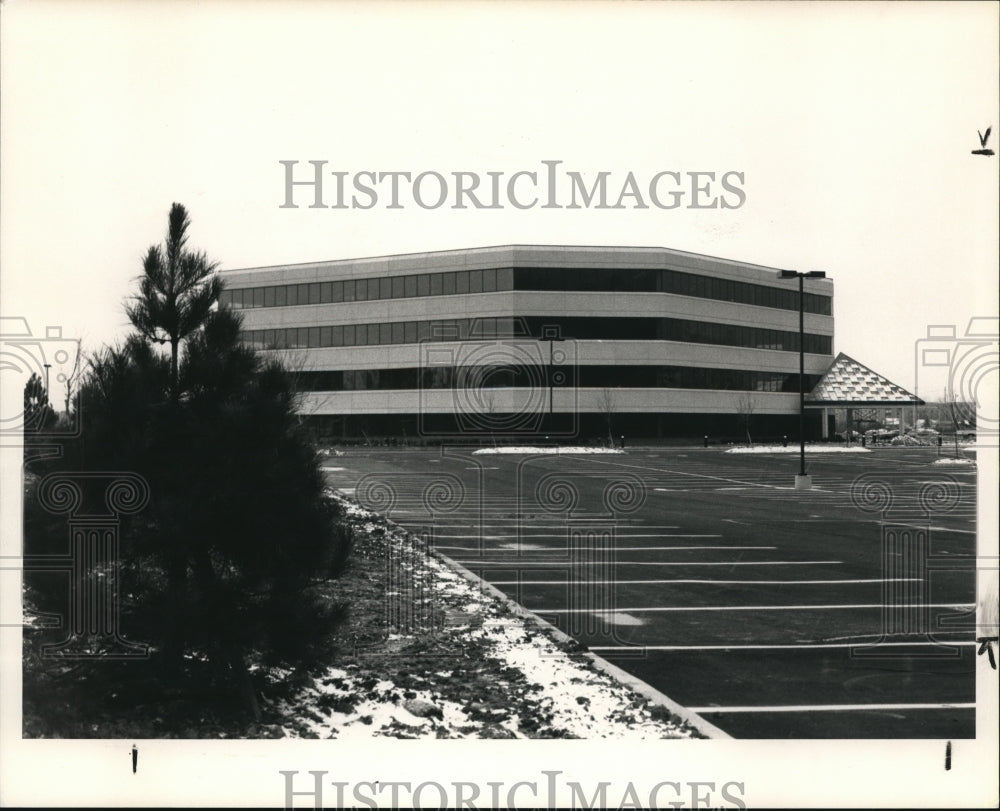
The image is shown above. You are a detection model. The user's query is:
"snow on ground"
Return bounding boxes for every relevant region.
[269,492,695,739]
[272,667,480,740]
[726,444,871,454]
[471,618,688,739]
[326,490,375,518]
[473,446,624,455]
[933,457,977,466]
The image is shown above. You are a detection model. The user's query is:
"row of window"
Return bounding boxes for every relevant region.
[516,267,832,315]
[240,315,833,355]
[220,265,832,315]
[293,365,823,393]
[222,267,512,309]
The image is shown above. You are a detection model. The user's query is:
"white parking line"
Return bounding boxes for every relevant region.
[561,456,793,490]
[428,518,680,537]
[431,533,723,539]
[433,545,774,552]
[535,602,974,613]
[454,560,844,567]
[689,702,975,713]
[589,640,976,651]
[486,578,922,585]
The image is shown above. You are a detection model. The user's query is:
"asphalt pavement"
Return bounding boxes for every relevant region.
[322,445,978,738]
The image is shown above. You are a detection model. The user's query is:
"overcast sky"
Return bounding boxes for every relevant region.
[2,0,997,401]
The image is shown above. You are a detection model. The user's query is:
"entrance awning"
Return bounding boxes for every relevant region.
[805,352,923,407]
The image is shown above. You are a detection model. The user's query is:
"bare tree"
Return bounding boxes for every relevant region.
[597,387,618,447]
[276,348,328,445]
[945,385,974,459]
[736,392,756,445]
[62,340,84,417]
[483,390,499,447]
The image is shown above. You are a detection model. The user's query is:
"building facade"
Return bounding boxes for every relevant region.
[219,245,834,440]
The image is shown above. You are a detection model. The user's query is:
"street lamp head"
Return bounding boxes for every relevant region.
[777,270,826,280]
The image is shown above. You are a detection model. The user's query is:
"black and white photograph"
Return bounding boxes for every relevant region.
[1,1,997,807]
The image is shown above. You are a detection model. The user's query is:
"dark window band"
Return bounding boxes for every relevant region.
[220,265,832,316]
[292,365,823,394]
[240,315,833,355]
[512,267,832,315]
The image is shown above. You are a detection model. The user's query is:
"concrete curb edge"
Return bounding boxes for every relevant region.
[360,503,732,740]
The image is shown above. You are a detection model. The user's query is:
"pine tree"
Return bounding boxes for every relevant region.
[25,205,350,726]
[125,203,221,403]
[22,372,56,433]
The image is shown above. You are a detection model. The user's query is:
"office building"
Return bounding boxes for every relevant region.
[219,245,835,440]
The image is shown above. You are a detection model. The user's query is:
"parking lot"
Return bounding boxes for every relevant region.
[322,445,978,738]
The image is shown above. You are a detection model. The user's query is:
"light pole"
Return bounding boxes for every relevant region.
[43,363,52,410]
[539,331,565,429]
[777,269,826,489]
[547,337,562,415]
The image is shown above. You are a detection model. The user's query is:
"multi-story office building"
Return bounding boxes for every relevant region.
[219,245,834,440]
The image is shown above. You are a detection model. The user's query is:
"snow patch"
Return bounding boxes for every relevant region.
[473,446,625,455]
[298,491,697,740]
[726,445,871,454]
[596,611,646,627]
[473,619,683,739]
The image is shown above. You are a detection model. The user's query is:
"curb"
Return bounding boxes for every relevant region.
[352,501,731,740]
[434,548,732,741]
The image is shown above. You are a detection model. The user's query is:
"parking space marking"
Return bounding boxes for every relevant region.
[435,545,771,552]
[487,577,922,585]
[559,455,795,490]
[324,447,978,738]
[453,560,844,567]
[590,640,977,651]
[537,602,974,613]
[689,702,976,713]
[429,533,723,539]
[436,518,695,537]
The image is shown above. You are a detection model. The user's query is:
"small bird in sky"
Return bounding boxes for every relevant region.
[972,126,994,156]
